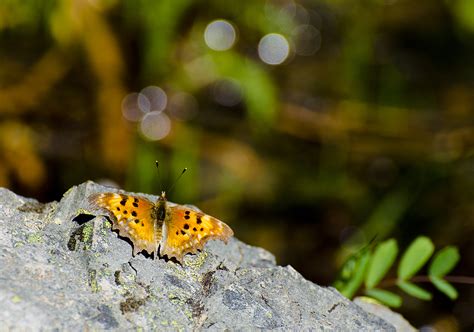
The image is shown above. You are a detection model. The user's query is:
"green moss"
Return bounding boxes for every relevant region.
[11,295,22,303]
[14,242,24,248]
[168,292,187,307]
[89,269,100,292]
[144,311,159,330]
[171,266,188,281]
[168,293,181,305]
[27,232,43,244]
[68,222,95,251]
[103,219,111,230]
[184,309,193,320]
[82,222,94,243]
[170,320,184,331]
[185,251,208,270]
[171,252,208,283]
[75,208,93,216]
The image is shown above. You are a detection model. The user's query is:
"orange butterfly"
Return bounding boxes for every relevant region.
[88,190,233,262]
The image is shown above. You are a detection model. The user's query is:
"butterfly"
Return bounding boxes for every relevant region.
[88,190,233,262]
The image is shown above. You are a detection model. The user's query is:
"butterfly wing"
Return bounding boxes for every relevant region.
[88,193,160,256]
[160,205,233,262]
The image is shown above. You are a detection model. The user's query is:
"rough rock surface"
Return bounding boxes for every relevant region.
[354,298,416,332]
[0,182,399,330]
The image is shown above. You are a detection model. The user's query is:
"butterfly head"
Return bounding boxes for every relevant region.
[159,191,167,201]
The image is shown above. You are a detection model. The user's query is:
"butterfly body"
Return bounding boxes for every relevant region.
[88,191,233,262]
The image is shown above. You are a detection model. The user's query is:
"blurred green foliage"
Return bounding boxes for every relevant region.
[0,0,473,329]
[335,236,461,307]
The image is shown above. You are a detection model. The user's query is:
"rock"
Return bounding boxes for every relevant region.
[0,182,399,330]
[354,297,416,332]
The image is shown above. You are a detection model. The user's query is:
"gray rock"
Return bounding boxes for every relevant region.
[0,182,398,331]
[354,298,416,332]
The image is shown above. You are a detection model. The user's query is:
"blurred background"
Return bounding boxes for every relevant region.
[0,0,473,329]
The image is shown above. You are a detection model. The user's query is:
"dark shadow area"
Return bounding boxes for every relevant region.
[72,213,96,225]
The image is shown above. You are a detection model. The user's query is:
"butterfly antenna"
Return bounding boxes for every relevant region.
[167,167,187,194]
[155,160,163,191]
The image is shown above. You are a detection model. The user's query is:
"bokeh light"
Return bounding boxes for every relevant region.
[292,24,321,56]
[258,33,290,65]
[121,92,144,122]
[139,86,167,113]
[137,92,151,113]
[282,2,310,25]
[211,78,243,107]
[292,4,310,25]
[204,20,237,51]
[139,111,171,141]
[168,92,198,121]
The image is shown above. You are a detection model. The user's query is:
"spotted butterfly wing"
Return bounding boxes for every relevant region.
[88,193,161,256]
[159,205,234,262]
